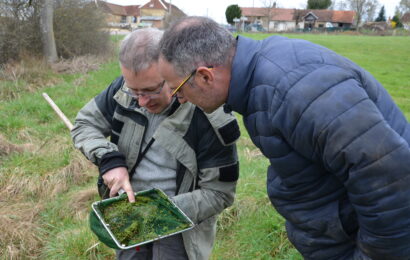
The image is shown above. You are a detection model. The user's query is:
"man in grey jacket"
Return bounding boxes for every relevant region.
[158,17,410,259]
[71,28,240,260]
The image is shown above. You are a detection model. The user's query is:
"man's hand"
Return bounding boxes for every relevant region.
[102,167,135,202]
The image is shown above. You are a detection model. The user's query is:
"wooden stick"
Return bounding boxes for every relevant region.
[42,92,73,131]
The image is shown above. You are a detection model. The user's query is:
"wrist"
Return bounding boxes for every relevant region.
[98,151,128,176]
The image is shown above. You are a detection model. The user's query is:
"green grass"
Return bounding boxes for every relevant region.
[1,34,409,259]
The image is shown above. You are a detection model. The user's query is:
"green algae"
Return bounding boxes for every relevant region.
[98,190,191,246]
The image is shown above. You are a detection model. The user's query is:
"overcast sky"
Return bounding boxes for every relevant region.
[106,0,400,24]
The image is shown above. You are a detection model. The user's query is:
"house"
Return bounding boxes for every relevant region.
[240,7,356,32]
[99,0,185,29]
[241,7,295,32]
[139,0,185,28]
[402,12,410,30]
[99,2,140,26]
[299,9,356,29]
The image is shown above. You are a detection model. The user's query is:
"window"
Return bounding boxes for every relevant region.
[121,16,127,23]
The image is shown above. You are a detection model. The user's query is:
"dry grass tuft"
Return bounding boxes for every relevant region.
[217,204,240,232]
[0,54,107,101]
[48,153,95,198]
[51,55,105,75]
[0,134,35,157]
[70,187,99,219]
[0,173,32,200]
[55,152,94,181]
[243,147,263,160]
[217,197,260,232]
[0,136,25,156]
[0,202,45,259]
[0,151,95,201]
[0,56,61,100]
[0,56,48,82]
[238,138,263,160]
[238,137,254,147]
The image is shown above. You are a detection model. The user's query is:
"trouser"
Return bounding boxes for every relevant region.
[116,234,189,260]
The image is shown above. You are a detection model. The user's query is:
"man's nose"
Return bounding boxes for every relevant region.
[138,95,151,107]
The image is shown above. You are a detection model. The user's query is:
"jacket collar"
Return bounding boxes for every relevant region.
[113,78,134,110]
[153,102,198,176]
[227,36,262,115]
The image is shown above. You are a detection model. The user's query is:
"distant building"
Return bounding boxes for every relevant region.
[240,7,295,32]
[99,2,140,25]
[99,0,185,29]
[240,7,356,32]
[139,0,185,28]
[299,9,356,30]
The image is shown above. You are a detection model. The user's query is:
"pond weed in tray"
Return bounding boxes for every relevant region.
[90,188,194,249]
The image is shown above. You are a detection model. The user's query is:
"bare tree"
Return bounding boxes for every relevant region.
[293,8,305,28]
[0,0,109,65]
[330,0,336,9]
[399,0,410,14]
[260,0,277,32]
[364,0,379,22]
[335,0,349,10]
[0,0,42,64]
[39,0,57,63]
[346,0,379,27]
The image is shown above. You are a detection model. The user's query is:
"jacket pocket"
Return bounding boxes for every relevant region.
[287,200,352,248]
[318,199,352,241]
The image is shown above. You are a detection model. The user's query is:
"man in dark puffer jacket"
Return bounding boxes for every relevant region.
[158,16,410,260]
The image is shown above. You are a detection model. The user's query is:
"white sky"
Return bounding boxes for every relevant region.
[106,0,400,24]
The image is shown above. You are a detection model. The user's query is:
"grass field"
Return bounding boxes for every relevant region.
[1,33,409,260]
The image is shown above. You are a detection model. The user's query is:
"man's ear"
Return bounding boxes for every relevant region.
[195,66,214,87]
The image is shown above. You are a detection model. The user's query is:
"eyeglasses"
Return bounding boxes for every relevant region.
[122,80,165,99]
[171,66,213,97]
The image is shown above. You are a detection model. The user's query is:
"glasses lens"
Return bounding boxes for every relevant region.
[123,81,165,99]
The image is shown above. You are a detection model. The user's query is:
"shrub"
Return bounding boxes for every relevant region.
[0,0,111,65]
[0,0,42,64]
[53,0,110,58]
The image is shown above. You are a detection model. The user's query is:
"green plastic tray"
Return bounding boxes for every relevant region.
[90,188,194,249]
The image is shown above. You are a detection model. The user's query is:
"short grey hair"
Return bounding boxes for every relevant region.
[119,28,163,72]
[159,16,236,76]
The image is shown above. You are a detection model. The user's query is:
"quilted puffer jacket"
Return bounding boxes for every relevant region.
[226,35,410,260]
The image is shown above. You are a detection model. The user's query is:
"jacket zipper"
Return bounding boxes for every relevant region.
[117,97,194,192]
[118,102,149,179]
